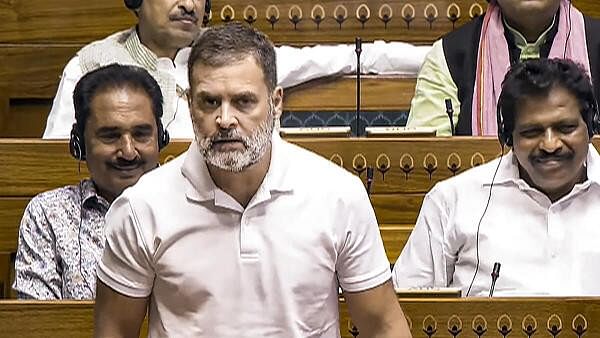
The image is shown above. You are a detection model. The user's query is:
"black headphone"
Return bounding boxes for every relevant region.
[124,0,211,24]
[69,120,169,161]
[497,92,600,147]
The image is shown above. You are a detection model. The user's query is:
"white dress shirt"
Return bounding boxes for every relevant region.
[393,144,600,297]
[42,33,430,139]
[97,134,390,337]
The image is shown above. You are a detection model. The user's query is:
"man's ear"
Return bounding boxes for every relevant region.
[186,88,193,108]
[271,86,283,120]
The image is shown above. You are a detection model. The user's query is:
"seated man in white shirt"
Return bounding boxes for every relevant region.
[94,23,412,337]
[393,57,600,297]
[43,0,429,139]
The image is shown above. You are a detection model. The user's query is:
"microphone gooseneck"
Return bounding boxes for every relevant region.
[445,98,455,136]
[366,166,374,195]
[489,262,501,297]
[355,37,363,137]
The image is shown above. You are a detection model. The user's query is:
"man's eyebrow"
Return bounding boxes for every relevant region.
[231,91,259,100]
[517,118,580,130]
[95,126,120,134]
[132,124,155,131]
[195,90,219,99]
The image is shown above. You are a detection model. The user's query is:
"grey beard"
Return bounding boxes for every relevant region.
[196,105,275,172]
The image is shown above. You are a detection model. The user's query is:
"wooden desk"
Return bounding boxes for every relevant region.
[1,298,598,337]
[340,297,600,337]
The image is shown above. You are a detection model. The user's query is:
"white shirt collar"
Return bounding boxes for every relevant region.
[181,133,294,205]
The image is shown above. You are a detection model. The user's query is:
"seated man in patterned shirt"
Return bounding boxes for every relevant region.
[13,64,168,299]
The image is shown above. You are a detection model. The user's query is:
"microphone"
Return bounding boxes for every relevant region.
[354,37,365,137]
[366,166,374,195]
[445,98,455,136]
[488,262,501,297]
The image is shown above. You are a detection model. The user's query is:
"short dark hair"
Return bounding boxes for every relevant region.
[188,22,277,92]
[73,63,164,138]
[498,58,598,145]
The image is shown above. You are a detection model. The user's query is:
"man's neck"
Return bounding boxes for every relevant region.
[207,147,272,208]
[503,9,558,43]
[518,166,588,203]
[136,26,179,60]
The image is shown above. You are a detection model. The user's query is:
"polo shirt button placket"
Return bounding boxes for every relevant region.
[240,214,259,261]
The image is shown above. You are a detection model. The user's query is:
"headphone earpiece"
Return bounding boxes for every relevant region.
[203,0,212,25]
[584,98,600,138]
[158,120,170,150]
[496,96,511,147]
[124,0,143,10]
[69,123,86,161]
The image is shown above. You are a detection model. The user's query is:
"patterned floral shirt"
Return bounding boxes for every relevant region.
[13,179,110,299]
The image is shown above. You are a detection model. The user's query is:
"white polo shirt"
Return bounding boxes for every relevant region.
[97,135,390,337]
[393,144,600,297]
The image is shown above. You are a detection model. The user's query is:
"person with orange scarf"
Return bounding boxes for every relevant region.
[406,0,600,136]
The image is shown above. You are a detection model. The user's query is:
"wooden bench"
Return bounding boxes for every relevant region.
[2,297,600,337]
[2,137,599,298]
[0,0,489,137]
[2,0,598,137]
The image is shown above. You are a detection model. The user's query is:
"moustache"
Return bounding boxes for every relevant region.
[170,12,198,23]
[531,151,573,163]
[111,157,144,169]
[210,130,246,145]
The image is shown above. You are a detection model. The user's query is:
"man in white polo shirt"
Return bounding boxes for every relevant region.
[94,23,411,337]
[393,58,600,297]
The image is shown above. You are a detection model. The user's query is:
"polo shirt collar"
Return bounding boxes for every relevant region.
[181,133,294,204]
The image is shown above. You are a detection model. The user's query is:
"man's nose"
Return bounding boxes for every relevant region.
[539,128,563,153]
[118,135,139,160]
[178,0,197,14]
[216,104,238,130]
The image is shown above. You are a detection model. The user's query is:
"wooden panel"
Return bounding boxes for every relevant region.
[297,137,506,193]
[0,0,133,44]
[284,75,416,111]
[0,140,89,197]
[0,301,149,337]
[380,224,412,262]
[0,0,484,45]
[372,193,424,224]
[0,45,79,98]
[1,298,599,337]
[0,301,94,337]
[212,0,488,44]
[0,0,597,45]
[340,297,600,338]
[1,99,52,138]
[0,254,10,298]
[0,198,28,253]
[4,137,600,196]
[574,0,600,18]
